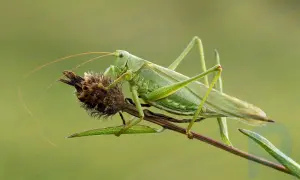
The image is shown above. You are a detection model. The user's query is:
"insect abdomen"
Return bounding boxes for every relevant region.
[130,62,271,123]
[130,64,218,117]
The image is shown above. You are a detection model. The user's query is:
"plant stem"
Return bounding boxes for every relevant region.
[123,105,291,176]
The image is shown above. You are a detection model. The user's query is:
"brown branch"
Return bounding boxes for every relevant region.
[59,71,291,176]
[123,105,292,176]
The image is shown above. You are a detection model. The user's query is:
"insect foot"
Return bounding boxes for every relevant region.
[114,131,122,137]
[186,130,194,139]
[59,71,125,118]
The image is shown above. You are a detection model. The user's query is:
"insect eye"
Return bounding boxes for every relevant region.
[119,53,124,58]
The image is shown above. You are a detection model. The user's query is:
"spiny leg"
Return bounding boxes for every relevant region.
[144,65,221,138]
[145,65,221,101]
[115,85,144,136]
[106,70,132,89]
[167,37,230,141]
[186,65,222,138]
[168,36,209,85]
[102,70,145,136]
[104,65,118,77]
[214,50,231,146]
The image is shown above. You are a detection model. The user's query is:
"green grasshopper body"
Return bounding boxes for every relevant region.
[134,61,268,121]
[106,51,269,122]
[103,37,272,140]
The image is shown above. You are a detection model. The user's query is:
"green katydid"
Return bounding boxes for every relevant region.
[28,36,274,142]
[102,37,273,140]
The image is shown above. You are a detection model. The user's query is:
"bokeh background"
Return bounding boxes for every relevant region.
[1,0,300,179]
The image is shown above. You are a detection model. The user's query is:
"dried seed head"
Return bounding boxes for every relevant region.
[60,71,125,118]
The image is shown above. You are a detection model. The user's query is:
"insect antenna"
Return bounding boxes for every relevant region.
[68,52,115,72]
[18,87,57,147]
[24,51,112,79]
[46,52,115,90]
[19,51,114,147]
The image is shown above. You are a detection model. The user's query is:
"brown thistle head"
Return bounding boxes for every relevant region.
[59,71,125,118]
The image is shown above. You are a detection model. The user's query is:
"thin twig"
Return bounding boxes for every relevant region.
[59,71,291,176]
[123,105,292,176]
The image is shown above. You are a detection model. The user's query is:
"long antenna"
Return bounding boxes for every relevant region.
[24,51,112,79]
[20,51,114,147]
[70,52,115,71]
[46,52,115,90]
[18,87,57,147]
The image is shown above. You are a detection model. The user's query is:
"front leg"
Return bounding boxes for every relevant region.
[115,85,144,136]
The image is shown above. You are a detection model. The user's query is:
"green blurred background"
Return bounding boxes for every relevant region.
[1,0,300,179]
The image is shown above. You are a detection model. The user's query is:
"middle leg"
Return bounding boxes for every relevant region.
[115,85,144,136]
[168,36,209,85]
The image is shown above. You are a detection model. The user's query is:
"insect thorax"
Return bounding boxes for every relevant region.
[130,73,159,94]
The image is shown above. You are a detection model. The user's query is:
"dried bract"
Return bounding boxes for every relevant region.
[60,71,125,118]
